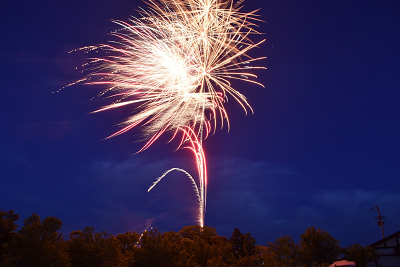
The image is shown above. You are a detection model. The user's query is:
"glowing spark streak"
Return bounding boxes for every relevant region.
[148,168,200,200]
[180,126,207,226]
[148,127,207,227]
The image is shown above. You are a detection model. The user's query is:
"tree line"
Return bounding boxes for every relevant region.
[0,209,375,267]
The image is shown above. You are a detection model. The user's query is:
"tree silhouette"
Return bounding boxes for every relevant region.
[2,208,374,267]
[0,210,19,264]
[267,236,300,267]
[68,226,126,267]
[6,213,69,267]
[299,226,340,267]
[116,231,140,266]
[342,243,375,267]
[130,229,183,267]
[229,228,263,267]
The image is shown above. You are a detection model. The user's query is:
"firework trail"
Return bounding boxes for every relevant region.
[75,0,265,227]
[148,127,207,226]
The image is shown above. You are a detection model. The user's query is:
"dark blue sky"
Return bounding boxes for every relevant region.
[1,0,400,247]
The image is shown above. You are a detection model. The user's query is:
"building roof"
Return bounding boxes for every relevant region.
[370,230,400,247]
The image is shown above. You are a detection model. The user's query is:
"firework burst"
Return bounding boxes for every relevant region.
[75,0,265,227]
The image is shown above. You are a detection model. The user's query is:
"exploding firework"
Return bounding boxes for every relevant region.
[74,0,265,227]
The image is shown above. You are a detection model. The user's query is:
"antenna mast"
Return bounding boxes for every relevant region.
[372,206,385,239]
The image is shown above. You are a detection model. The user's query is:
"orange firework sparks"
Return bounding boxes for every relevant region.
[75,0,265,227]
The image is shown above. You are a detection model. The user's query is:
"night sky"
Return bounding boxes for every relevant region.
[1,0,400,247]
